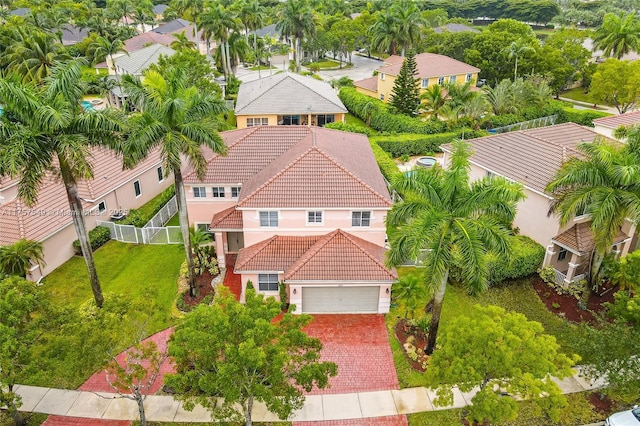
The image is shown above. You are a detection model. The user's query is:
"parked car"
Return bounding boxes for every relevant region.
[606,406,640,426]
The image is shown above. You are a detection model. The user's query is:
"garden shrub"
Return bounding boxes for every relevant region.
[558,107,611,127]
[339,88,446,134]
[369,140,400,181]
[72,226,112,255]
[118,185,175,227]
[324,121,373,135]
[371,129,487,158]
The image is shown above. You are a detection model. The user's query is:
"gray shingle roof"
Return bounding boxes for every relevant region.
[235,73,347,115]
[153,4,169,15]
[114,44,175,76]
[153,18,192,34]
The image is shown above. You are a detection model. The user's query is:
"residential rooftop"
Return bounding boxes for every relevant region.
[593,111,640,130]
[377,53,480,78]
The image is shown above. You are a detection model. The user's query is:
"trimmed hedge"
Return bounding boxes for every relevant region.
[339,88,446,134]
[369,140,400,181]
[118,185,175,227]
[371,129,488,158]
[558,107,611,127]
[72,226,112,255]
[324,121,374,136]
[450,235,545,286]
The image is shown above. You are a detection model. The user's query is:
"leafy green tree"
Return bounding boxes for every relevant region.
[0,239,45,279]
[422,30,477,62]
[0,60,126,308]
[542,29,590,94]
[122,67,227,297]
[386,141,524,354]
[389,52,420,115]
[105,340,168,426]
[590,59,640,113]
[391,0,425,57]
[425,305,577,424]
[276,0,316,73]
[0,276,51,426]
[504,38,535,81]
[546,140,640,309]
[166,287,338,426]
[593,12,640,60]
[392,273,426,319]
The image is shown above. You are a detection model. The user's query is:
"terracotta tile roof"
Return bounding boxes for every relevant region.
[383,55,405,66]
[441,123,614,194]
[593,111,640,129]
[0,148,163,245]
[377,53,479,78]
[353,75,378,92]
[234,73,347,115]
[553,222,630,254]
[186,126,392,208]
[235,230,397,282]
[123,33,174,52]
[210,206,243,230]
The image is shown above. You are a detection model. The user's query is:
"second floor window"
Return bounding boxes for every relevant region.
[259,211,278,227]
[231,187,241,198]
[421,78,429,88]
[438,76,445,85]
[307,211,323,224]
[212,187,225,198]
[134,180,142,197]
[352,211,371,227]
[193,187,206,198]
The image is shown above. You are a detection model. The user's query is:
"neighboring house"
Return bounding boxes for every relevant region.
[0,149,172,280]
[593,111,640,141]
[249,24,281,39]
[441,123,636,286]
[235,73,347,129]
[152,18,207,54]
[10,7,30,16]
[354,53,480,102]
[183,126,395,313]
[153,4,169,20]
[61,25,89,46]
[122,32,175,55]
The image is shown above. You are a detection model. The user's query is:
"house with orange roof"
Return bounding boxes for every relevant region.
[441,123,636,287]
[354,53,480,102]
[593,110,640,141]
[0,149,172,280]
[184,126,396,313]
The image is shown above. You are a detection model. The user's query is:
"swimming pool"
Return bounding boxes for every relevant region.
[81,101,95,111]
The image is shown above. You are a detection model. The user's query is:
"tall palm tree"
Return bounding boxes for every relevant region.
[369,9,399,55]
[593,12,640,59]
[0,60,126,307]
[504,39,536,81]
[171,0,204,51]
[3,28,72,84]
[0,239,46,278]
[200,3,240,78]
[88,36,127,100]
[171,30,197,51]
[122,67,228,297]
[107,0,136,27]
[546,140,640,309]
[386,140,524,354]
[276,0,316,73]
[237,0,265,50]
[421,84,446,118]
[392,0,425,57]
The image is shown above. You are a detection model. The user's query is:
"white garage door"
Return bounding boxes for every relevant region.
[302,286,379,313]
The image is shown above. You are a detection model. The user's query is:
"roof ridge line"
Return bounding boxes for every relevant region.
[239,74,287,113]
[285,230,338,278]
[235,235,279,270]
[336,230,395,277]
[288,73,346,111]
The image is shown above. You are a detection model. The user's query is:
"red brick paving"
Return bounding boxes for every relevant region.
[303,315,399,395]
[42,417,130,426]
[223,254,242,300]
[295,415,408,426]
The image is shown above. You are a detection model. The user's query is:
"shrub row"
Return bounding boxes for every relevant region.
[369,140,400,181]
[371,129,488,158]
[450,235,545,286]
[339,88,446,134]
[324,121,374,136]
[118,185,175,227]
[558,107,611,127]
[72,226,112,255]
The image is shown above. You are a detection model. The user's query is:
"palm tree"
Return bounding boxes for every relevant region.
[392,0,425,57]
[546,140,640,309]
[421,84,446,118]
[593,12,640,59]
[3,28,72,83]
[0,239,46,278]
[88,36,127,99]
[171,0,204,50]
[200,3,240,78]
[237,0,265,50]
[0,60,126,307]
[107,0,135,27]
[504,39,535,81]
[122,67,228,297]
[276,0,316,73]
[392,273,426,320]
[171,30,197,51]
[386,140,524,354]
[369,9,399,55]
[484,79,517,115]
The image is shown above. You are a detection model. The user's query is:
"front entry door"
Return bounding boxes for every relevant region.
[227,232,245,252]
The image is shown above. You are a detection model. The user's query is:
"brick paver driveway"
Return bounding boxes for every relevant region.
[303,314,399,395]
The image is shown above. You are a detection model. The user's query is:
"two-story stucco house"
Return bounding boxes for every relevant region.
[234,73,347,129]
[354,53,480,103]
[183,126,396,313]
[441,123,636,286]
[0,149,172,280]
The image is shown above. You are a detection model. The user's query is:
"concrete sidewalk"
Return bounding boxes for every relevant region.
[13,366,605,422]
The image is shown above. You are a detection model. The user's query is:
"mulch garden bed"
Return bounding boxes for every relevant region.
[589,392,615,414]
[180,270,215,308]
[532,276,616,324]
[395,318,429,372]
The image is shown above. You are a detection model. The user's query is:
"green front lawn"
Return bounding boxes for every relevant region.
[388,269,585,389]
[561,87,614,109]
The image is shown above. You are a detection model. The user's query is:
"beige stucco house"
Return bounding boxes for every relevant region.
[183,126,396,313]
[354,53,480,103]
[234,73,347,129]
[0,149,172,280]
[593,111,640,141]
[441,123,636,286]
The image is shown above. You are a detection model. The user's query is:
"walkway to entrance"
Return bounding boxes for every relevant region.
[223,254,242,300]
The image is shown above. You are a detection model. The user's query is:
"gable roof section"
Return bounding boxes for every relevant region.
[235,73,347,115]
[153,18,191,34]
[123,33,174,52]
[593,111,640,130]
[553,222,630,254]
[115,44,175,75]
[441,123,610,194]
[353,75,378,92]
[210,206,243,230]
[377,53,479,78]
[236,128,391,208]
[153,4,169,14]
[235,230,397,281]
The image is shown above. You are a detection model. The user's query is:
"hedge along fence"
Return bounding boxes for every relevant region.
[324,121,374,136]
[370,140,400,181]
[72,226,112,255]
[371,129,488,158]
[339,88,446,134]
[558,107,611,127]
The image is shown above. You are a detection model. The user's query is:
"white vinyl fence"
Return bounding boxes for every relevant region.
[489,114,559,134]
[97,196,183,244]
